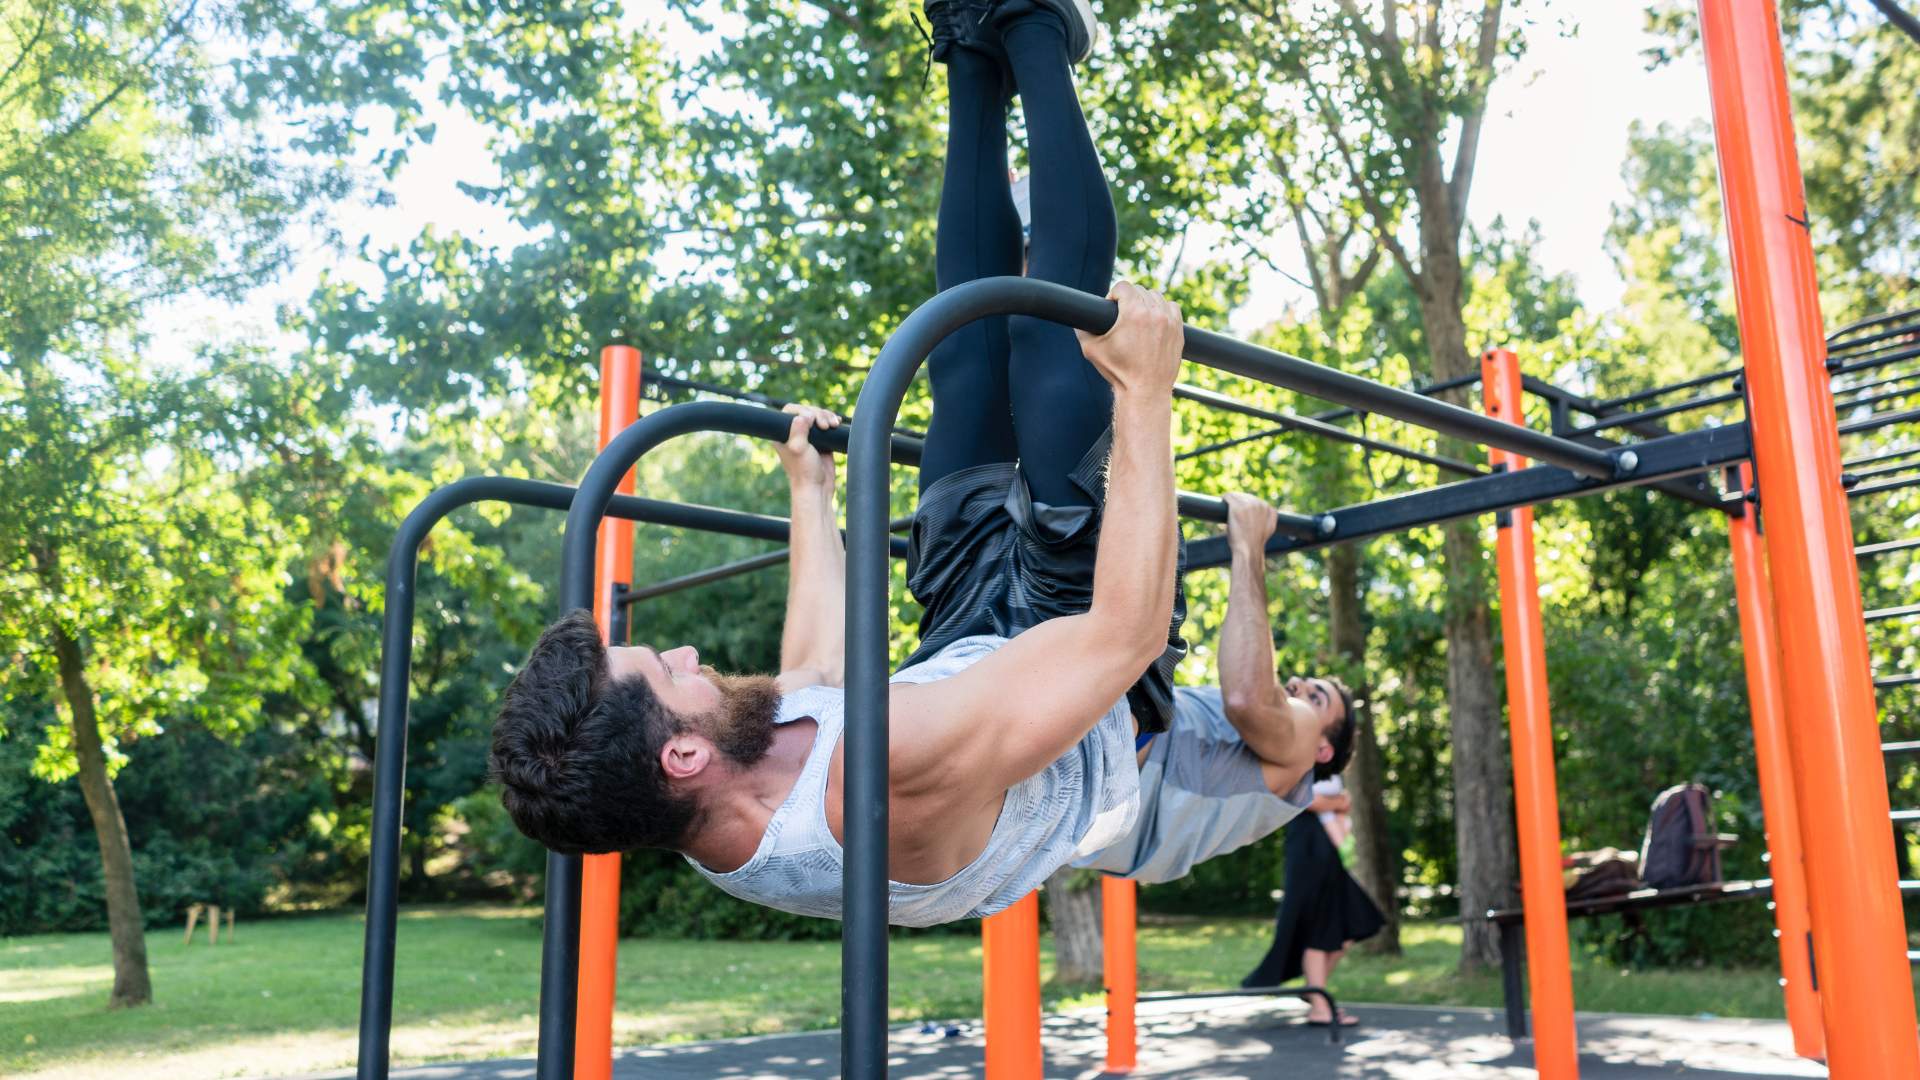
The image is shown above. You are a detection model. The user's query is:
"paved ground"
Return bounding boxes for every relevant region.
[322,996,1827,1078]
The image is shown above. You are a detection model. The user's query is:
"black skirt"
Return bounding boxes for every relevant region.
[1241,811,1386,987]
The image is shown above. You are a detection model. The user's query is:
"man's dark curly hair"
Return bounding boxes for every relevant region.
[489,610,695,854]
[1315,675,1360,781]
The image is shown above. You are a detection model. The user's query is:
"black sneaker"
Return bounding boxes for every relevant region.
[921,0,1013,95]
[990,0,1098,64]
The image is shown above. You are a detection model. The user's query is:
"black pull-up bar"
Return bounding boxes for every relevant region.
[837,275,1637,1078]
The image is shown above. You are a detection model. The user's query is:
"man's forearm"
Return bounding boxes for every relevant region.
[1221,540,1279,712]
[779,484,846,678]
[1087,389,1176,660]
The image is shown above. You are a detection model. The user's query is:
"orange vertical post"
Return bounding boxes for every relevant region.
[577,345,641,1080]
[1726,463,1825,1061]
[1698,2,1920,1075]
[1482,348,1578,1080]
[1101,877,1137,1073]
[981,891,1043,1080]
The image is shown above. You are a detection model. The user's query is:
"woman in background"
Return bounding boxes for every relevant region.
[1241,773,1384,1027]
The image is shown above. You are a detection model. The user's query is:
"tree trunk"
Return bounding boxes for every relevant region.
[53,625,153,1007]
[1416,268,1518,974]
[1043,868,1104,987]
[1327,542,1400,954]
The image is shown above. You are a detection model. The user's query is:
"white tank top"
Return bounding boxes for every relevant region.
[684,635,1139,927]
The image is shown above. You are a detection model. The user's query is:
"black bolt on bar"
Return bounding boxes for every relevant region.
[1857,537,1920,559]
[1174,383,1486,477]
[1831,342,1920,378]
[1849,474,1920,500]
[355,473,889,1080]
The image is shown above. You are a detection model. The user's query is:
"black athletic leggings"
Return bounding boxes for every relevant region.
[918,11,1117,508]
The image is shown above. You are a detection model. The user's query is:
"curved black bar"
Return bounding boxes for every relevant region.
[841,277,1636,1074]
[540,401,921,1080]
[356,471,908,1080]
[883,279,1615,476]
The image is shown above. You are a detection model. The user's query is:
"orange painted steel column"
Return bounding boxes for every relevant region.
[1698,2,1920,1074]
[1727,463,1825,1061]
[1483,348,1578,1080]
[981,891,1043,1080]
[577,345,641,1080]
[1101,877,1137,1073]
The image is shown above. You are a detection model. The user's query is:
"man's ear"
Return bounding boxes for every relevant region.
[661,734,713,783]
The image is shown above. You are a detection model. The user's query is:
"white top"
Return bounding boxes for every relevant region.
[684,635,1140,927]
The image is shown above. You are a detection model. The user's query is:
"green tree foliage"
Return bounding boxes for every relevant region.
[0,0,426,1005]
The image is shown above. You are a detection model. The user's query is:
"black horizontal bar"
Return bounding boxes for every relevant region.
[1840,406,1920,437]
[1846,460,1920,484]
[1839,382,1920,416]
[1183,422,1753,570]
[1176,492,1329,539]
[1850,474,1920,500]
[1878,673,1920,690]
[1883,740,1920,756]
[1177,423,1291,461]
[1593,368,1742,412]
[1308,370,1485,425]
[1174,384,1485,477]
[1570,389,1743,436]
[1858,537,1920,559]
[1866,603,1920,623]
[1833,342,1920,377]
[1827,306,1920,350]
[1833,368,1920,401]
[1847,445,1920,470]
[647,369,929,441]
[1871,0,1920,45]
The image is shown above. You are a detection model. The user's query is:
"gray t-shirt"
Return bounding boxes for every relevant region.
[685,635,1140,927]
[1073,686,1311,883]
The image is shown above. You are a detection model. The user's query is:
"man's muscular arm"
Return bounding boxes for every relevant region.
[1220,492,1323,782]
[890,282,1182,796]
[774,405,846,689]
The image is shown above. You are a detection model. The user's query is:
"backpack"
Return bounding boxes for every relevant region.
[1639,782,1731,889]
[1564,848,1643,901]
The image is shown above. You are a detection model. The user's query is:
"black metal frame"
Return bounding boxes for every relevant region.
[354,412,924,1080]
[364,283,1920,1080]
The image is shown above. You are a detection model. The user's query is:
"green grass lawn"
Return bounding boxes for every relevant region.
[0,906,1830,1079]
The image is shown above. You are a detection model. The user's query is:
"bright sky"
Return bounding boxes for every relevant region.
[151,4,1714,365]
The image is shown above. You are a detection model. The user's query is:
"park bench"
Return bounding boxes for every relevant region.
[1484,878,1775,1038]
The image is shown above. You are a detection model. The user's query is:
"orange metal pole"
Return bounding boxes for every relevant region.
[981,891,1043,1080]
[1483,348,1578,1080]
[576,345,641,1080]
[1726,463,1825,1061]
[1698,2,1920,1075]
[1101,877,1137,1073]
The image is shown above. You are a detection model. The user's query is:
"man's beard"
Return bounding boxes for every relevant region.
[695,669,781,767]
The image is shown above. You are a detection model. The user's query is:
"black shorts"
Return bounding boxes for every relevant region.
[903,430,1188,733]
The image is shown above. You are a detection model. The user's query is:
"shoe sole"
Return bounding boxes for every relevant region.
[1021,0,1098,63]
